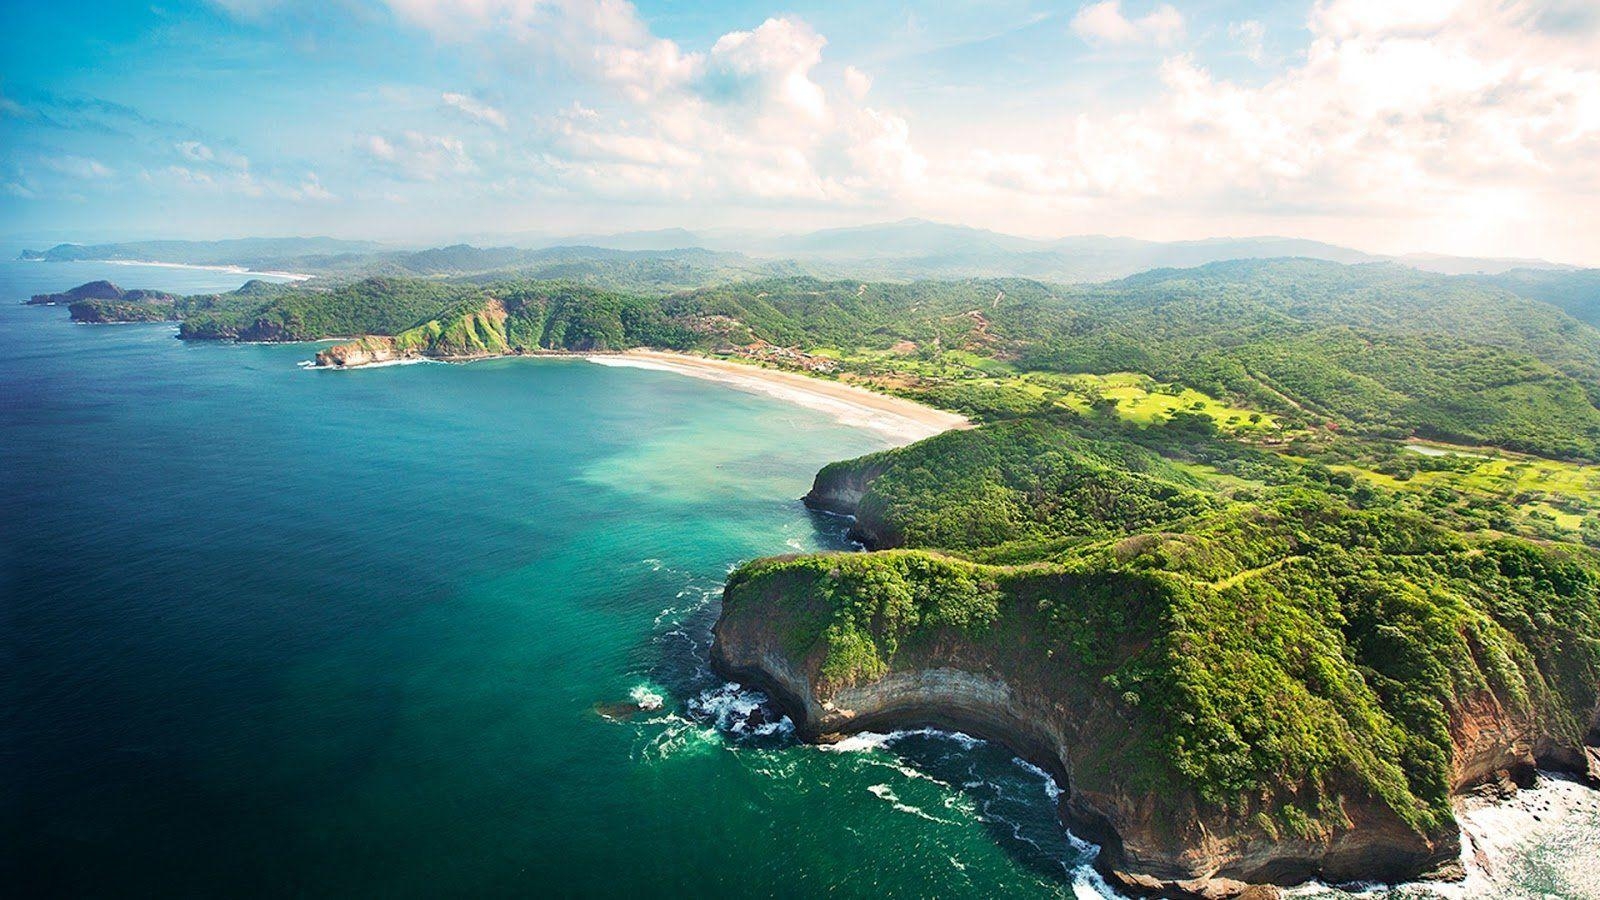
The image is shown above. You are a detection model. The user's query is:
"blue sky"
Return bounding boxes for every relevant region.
[3,1,1597,262]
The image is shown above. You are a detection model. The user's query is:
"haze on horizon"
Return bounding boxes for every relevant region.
[2,0,1598,265]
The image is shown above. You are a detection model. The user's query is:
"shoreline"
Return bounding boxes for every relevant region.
[586,349,970,445]
[307,343,967,445]
[98,258,315,281]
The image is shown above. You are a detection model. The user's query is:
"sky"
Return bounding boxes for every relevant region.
[2,0,1598,263]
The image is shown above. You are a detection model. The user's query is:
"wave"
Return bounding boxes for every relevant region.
[867,783,961,825]
[630,684,665,712]
[686,682,793,739]
[819,727,987,754]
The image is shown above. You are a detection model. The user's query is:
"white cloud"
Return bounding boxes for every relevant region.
[1071,1,1185,47]
[292,172,334,200]
[42,156,114,179]
[361,130,474,181]
[442,92,508,128]
[385,0,699,101]
[378,3,923,205]
[843,66,872,101]
[1228,19,1266,63]
[177,140,251,169]
[153,159,332,202]
[177,140,214,163]
[957,0,1600,259]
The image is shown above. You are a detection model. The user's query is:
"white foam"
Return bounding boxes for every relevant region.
[304,356,433,370]
[688,682,793,738]
[820,727,987,754]
[1012,757,1065,804]
[630,685,665,711]
[867,784,958,825]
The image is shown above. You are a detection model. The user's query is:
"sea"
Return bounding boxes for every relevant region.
[2,256,1596,898]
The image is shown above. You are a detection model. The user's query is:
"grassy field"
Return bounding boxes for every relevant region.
[829,346,1280,434]
[749,345,1599,547]
[1329,442,1600,540]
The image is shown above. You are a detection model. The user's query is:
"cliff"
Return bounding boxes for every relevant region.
[314,336,409,368]
[312,286,661,367]
[713,423,1600,898]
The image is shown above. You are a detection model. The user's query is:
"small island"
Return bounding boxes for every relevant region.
[28,280,179,321]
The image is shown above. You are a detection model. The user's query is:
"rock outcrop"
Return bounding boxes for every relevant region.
[314,336,409,368]
[27,281,181,321]
[29,279,122,305]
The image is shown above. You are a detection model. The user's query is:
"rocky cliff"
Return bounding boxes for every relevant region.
[313,335,411,368]
[713,436,1600,898]
[28,280,124,305]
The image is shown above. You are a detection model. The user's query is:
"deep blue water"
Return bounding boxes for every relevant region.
[0,260,1105,898]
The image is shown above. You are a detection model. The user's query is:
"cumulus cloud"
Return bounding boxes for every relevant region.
[385,0,698,101]
[380,2,923,204]
[441,92,507,128]
[968,0,1600,258]
[361,131,475,181]
[843,66,872,101]
[1071,1,1185,47]
[1228,19,1266,63]
[154,162,333,201]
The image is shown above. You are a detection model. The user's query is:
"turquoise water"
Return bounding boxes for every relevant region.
[4,260,1595,899]
[1,260,1104,897]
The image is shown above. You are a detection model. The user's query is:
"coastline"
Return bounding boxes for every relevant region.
[586,349,970,445]
[99,259,315,281]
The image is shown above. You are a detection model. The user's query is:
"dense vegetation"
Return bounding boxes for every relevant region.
[729,415,1600,838]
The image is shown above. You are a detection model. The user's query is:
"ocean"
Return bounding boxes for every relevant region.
[2,259,1595,898]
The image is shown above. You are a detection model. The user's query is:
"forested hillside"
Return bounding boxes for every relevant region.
[61,257,1600,462]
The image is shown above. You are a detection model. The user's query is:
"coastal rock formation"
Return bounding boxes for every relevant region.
[712,424,1600,897]
[314,336,409,368]
[29,279,124,305]
[714,558,1461,897]
[29,280,175,307]
[25,281,181,322]
[313,293,617,367]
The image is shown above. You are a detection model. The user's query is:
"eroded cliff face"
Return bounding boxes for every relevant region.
[803,457,895,547]
[314,336,410,368]
[313,299,519,367]
[28,280,125,305]
[713,459,1600,898]
[712,566,1475,899]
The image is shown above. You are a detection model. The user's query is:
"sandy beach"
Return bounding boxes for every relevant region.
[586,349,969,445]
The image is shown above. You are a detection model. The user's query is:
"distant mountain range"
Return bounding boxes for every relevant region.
[18,236,390,267]
[542,219,1578,279]
[19,219,1584,284]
